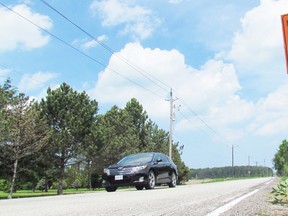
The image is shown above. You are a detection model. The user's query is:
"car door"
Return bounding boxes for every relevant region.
[154,154,170,183]
[152,154,167,183]
[159,154,171,182]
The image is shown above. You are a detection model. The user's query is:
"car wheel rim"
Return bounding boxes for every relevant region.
[149,172,155,187]
[172,173,176,186]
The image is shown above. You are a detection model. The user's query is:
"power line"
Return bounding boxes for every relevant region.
[0,2,234,151]
[46,2,258,167]
[177,109,230,148]
[0,64,50,86]
[40,0,170,94]
[39,0,234,148]
[0,2,164,99]
[175,92,231,146]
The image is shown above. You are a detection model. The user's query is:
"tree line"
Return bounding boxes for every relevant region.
[0,79,190,198]
[189,166,273,179]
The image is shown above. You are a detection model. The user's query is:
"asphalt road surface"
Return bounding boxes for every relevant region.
[0,178,273,216]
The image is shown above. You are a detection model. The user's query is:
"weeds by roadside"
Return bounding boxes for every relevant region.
[271,178,288,204]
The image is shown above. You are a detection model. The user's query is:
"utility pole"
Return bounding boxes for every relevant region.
[248,156,251,177]
[264,159,267,176]
[231,145,238,177]
[232,145,234,177]
[168,88,178,159]
[169,89,173,159]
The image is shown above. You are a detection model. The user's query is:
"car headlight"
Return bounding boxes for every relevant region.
[104,168,110,175]
[131,165,147,173]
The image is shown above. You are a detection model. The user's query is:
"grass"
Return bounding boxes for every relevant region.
[198,176,266,184]
[0,188,105,199]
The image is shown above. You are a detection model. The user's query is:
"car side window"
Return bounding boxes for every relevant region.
[160,154,169,163]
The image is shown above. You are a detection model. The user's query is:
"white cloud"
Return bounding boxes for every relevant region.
[0,4,52,52]
[226,0,288,75]
[208,95,254,126]
[83,35,108,49]
[72,35,108,50]
[88,41,288,143]
[18,71,57,92]
[90,0,161,40]
[214,0,288,139]
[251,84,288,136]
[88,43,242,125]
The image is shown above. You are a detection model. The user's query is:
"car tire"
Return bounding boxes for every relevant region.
[168,172,177,188]
[145,170,156,189]
[105,186,117,192]
[135,185,144,190]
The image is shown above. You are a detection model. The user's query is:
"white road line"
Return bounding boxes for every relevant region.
[206,189,259,216]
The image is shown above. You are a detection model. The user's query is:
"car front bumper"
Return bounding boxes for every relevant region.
[102,172,149,187]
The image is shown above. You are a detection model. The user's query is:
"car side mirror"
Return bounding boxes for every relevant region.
[156,158,162,163]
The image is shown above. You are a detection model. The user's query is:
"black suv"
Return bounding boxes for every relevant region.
[102,152,178,192]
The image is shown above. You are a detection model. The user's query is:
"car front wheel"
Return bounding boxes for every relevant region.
[105,186,117,192]
[145,170,155,189]
[168,172,177,188]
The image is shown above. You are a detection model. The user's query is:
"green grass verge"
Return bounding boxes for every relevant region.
[200,176,266,184]
[0,188,105,199]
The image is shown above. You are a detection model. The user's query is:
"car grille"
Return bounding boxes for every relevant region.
[109,167,133,175]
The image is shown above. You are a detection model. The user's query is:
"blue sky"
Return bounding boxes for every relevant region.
[1,0,288,169]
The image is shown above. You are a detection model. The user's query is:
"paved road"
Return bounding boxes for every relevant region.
[0,178,273,216]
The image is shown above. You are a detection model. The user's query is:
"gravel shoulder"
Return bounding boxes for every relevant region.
[222,177,288,216]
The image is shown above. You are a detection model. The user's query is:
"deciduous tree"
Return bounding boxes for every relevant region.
[274,140,288,176]
[0,83,50,198]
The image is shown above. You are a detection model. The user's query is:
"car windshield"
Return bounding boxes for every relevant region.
[117,153,153,165]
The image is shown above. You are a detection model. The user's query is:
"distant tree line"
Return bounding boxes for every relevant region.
[0,79,190,198]
[189,166,273,179]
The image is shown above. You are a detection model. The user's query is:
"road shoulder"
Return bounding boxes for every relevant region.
[222,178,288,216]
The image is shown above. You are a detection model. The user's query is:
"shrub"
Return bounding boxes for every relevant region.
[72,179,81,190]
[52,180,67,190]
[0,179,9,192]
[21,182,35,191]
[272,178,288,204]
[36,179,46,191]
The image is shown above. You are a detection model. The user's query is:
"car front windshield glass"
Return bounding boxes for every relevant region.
[117,153,153,165]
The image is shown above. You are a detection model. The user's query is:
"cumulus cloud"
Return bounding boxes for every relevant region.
[88,43,242,126]
[18,71,57,92]
[226,0,288,75]
[251,84,288,136]
[0,4,52,52]
[90,0,161,40]
[88,40,288,142]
